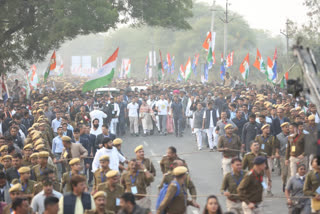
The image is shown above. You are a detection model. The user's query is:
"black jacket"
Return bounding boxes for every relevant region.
[271,117,290,136]
[203,108,218,129]
[94,133,116,150]
[64,129,73,139]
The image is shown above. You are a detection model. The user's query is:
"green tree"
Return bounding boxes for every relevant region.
[289,0,320,60]
[0,0,193,73]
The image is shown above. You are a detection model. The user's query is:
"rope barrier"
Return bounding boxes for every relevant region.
[134,193,313,199]
[60,148,243,161]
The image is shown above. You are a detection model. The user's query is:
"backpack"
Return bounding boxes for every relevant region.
[155,181,181,213]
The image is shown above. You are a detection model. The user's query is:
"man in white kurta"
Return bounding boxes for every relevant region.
[91,137,126,172]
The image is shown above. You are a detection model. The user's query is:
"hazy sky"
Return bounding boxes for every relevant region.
[199,0,309,35]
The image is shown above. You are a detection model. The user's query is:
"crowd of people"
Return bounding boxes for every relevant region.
[0,76,319,214]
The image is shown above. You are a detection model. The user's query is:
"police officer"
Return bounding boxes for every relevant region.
[156,166,199,214]
[134,145,156,176]
[22,144,33,166]
[285,122,306,177]
[255,124,278,173]
[11,166,35,199]
[75,106,91,126]
[84,191,115,214]
[159,159,197,202]
[221,157,245,214]
[218,124,243,176]
[93,155,111,191]
[29,152,39,168]
[120,159,154,209]
[32,151,58,182]
[160,146,186,174]
[61,158,85,193]
[3,184,22,214]
[237,156,268,214]
[97,170,124,213]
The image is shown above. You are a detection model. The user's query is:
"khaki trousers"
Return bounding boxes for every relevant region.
[222,157,233,176]
[289,156,307,177]
[242,202,263,214]
[226,199,243,214]
[129,117,139,134]
[280,157,289,184]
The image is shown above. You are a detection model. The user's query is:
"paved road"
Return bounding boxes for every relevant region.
[120,131,287,214]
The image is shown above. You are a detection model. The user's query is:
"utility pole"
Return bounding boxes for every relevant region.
[220,0,232,58]
[280,19,292,58]
[210,0,216,32]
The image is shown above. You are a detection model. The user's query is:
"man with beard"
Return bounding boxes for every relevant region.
[90,104,107,136]
[90,119,103,137]
[93,155,110,191]
[95,125,116,151]
[92,137,126,172]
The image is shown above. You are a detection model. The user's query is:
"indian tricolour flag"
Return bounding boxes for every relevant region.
[185,57,192,81]
[82,48,118,92]
[206,32,216,64]
[267,57,275,83]
[44,51,56,83]
[239,53,249,84]
[253,49,266,74]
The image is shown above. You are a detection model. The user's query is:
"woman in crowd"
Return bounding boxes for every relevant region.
[203,195,223,214]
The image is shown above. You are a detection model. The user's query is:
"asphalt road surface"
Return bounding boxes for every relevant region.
[120,130,288,214]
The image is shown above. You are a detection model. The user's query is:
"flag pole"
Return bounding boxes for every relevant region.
[209,0,216,82]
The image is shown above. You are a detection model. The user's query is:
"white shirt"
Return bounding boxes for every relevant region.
[185,98,193,117]
[90,109,107,134]
[314,112,320,124]
[203,110,216,128]
[19,129,25,142]
[266,116,272,124]
[111,102,120,117]
[156,99,169,115]
[31,190,62,214]
[127,102,139,117]
[92,147,126,172]
[52,118,62,132]
[90,128,101,136]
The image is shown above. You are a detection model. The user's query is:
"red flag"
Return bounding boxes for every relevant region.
[50,51,56,71]
[167,53,171,66]
[253,49,262,71]
[202,32,211,50]
[285,71,289,80]
[273,48,277,60]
